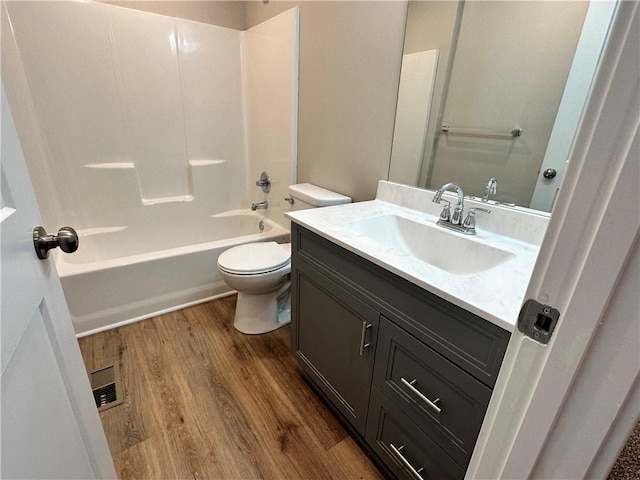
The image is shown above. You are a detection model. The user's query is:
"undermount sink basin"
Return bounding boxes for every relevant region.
[343,214,515,275]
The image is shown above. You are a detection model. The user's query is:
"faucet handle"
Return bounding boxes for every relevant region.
[463,207,491,230]
[472,207,491,214]
[451,204,464,225]
[255,171,271,193]
[439,200,451,222]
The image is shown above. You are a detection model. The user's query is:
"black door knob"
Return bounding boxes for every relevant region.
[33,226,79,259]
[543,168,557,179]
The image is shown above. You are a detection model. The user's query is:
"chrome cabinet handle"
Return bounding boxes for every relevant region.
[33,226,78,260]
[359,322,372,356]
[400,377,442,414]
[389,444,424,480]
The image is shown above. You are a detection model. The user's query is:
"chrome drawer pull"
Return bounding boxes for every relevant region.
[400,377,442,414]
[359,322,372,356]
[389,443,424,480]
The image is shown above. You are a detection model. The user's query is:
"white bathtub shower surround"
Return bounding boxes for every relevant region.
[4,2,299,334]
[286,181,550,331]
[59,212,289,337]
[4,1,240,225]
[5,2,298,230]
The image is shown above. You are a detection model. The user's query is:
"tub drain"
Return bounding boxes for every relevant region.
[89,364,124,412]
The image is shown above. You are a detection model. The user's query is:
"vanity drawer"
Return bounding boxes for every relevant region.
[292,224,510,388]
[366,387,465,480]
[373,318,492,467]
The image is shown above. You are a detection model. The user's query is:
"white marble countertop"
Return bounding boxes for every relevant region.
[286,181,549,332]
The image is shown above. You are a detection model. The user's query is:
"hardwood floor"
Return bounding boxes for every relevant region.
[78,295,384,479]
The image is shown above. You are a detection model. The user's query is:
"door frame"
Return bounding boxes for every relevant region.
[469,1,639,477]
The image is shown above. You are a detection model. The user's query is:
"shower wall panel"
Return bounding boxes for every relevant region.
[242,8,299,230]
[4,1,131,229]
[108,6,190,203]
[177,19,246,214]
[3,2,293,233]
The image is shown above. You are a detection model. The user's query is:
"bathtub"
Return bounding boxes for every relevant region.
[56,211,290,337]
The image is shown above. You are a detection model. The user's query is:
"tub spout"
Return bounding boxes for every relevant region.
[251,201,268,211]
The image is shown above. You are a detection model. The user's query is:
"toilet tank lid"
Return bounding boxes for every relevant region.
[288,183,352,206]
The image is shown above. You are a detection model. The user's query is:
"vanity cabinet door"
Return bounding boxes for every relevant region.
[291,259,379,434]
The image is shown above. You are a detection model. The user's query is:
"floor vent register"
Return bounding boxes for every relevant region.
[89,365,124,412]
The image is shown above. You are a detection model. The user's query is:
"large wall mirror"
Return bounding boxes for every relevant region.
[389,1,617,212]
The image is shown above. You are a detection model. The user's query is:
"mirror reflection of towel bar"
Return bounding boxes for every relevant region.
[441,125,523,138]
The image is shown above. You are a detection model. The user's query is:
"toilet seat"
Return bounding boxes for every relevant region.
[217,242,290,275]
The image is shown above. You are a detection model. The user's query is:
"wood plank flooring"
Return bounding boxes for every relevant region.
[78,295,383,479]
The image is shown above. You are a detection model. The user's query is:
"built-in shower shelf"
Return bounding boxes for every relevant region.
[142,195,194,206]
[85,161,225,169]
[85,163,135,169]
[0,207,16,222]
[188,159,226,167]
[76,226,127,236]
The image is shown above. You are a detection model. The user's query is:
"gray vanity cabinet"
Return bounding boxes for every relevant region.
[290,223,511,479]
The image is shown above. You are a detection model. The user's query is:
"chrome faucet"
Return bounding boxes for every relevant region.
[482,177,497,202]
[432,182,490,235]
[251,200,268,211]
[432,182,465,225]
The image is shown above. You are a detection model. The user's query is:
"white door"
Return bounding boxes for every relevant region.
[529,1,617,211]
[1,86,115,478]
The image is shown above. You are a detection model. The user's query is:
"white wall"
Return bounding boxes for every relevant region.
[102,0,246,29]
[246,1,407,202]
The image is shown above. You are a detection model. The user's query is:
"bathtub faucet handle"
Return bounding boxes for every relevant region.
[255,171,271,193]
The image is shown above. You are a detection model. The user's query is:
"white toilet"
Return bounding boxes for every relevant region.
[217,183,351,334]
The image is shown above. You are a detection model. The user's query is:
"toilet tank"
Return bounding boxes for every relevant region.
[288,183,351,211]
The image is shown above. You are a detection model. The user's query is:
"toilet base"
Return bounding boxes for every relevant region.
[233,284,291,335]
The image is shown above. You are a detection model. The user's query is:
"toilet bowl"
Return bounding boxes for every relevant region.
[218,183,351,334]
[217,241,292,334]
